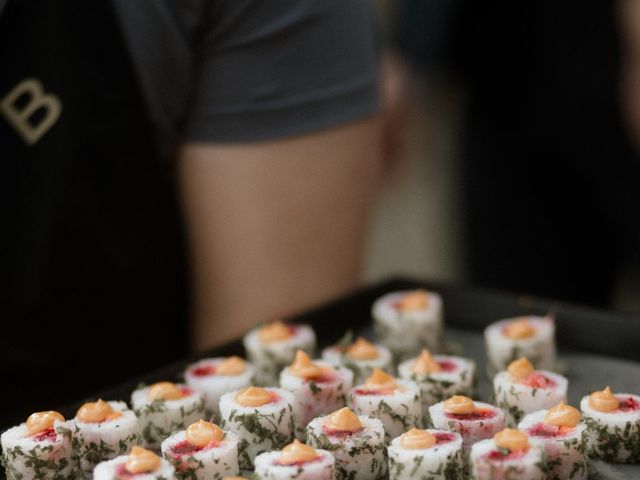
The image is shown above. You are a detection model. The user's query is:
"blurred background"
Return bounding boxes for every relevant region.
[366,0,640,313]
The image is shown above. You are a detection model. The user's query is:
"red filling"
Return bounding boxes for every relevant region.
[180,387,193,396]
[434,432,456,444]
[520,373,556,389]
[353,388,392,396]
[618,396,640,412]
[306,372,336,384]
[527,422,570,438]
[115,464,144,479]
[322,425,363,438]
[485,449,526,461]
[190,365,216,377]
[170,440,219,461]
[446,409,496,421]
[436,360,457,372]
[32,428,57,442]
[287,325,299,335]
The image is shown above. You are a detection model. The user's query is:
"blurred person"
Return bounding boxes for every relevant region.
[0,0,382,425]
[392,0,640,307]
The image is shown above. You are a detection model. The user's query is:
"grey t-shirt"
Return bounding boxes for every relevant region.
[110,0,379,155]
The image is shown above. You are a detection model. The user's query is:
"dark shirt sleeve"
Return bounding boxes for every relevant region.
[183,0,379,142]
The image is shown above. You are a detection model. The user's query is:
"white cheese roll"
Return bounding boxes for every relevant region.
[161,429,239,479]
[372,289,443,358]
[1,418,75,480]
[305,414,386,480]
[580,392,640,463]
[387,429,463,480]
[322,342,393,385]
[219,387,295,469]
[243,323,316,386]
[429,400,505,452]
[253,448,335,480]
[132,384,205,450]
[184,357,255,418]
[71,401,141,477]
[279,361,353,438]
[470,437,545,480]
[484,316,556,376]
[398,354,475,408]
[519,410,589,480]
[493,370,567,426]
[93,453,175,480]
[348,379,423,442]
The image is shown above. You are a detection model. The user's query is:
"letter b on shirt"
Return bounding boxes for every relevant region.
[1,78,62,145]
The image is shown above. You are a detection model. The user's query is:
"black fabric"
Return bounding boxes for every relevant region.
[395,1,640,306]
[0,0,188,426]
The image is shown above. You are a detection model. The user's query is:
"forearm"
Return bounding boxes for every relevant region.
[178,117,383,351]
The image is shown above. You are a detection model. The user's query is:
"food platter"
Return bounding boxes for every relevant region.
[2,277,640,479]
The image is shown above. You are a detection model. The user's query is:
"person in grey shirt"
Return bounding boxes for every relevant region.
[0,0,382,425]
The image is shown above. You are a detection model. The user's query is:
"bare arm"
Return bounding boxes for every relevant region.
[178,117,383,351]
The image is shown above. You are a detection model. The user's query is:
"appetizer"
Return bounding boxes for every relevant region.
[93,446,175,480]
[184,356,255,418]
[253,439,335,480]
[322,336,393,385]
[484,315,556,375]
[131,381,205,450]
[372,289,443,358]
[387,428,464,480]
[279,350,353,438]
[305,407,386,480]
[398,349,476,408]
[348,368,423,441]
[219,386,295,469]
[161,420,239,479]
[243,320,316,386]
[493,357,568,426]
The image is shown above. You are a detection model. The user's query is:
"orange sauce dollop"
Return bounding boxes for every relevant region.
[76,399,122,423]
[507,357,534,381]
[504,318,536,340]
[236,387,273,407]
[186,420,224,448]
[589,387,619,412]
[324,407,362,433]
[346,337,379,361]
[412,349,441,374]
[444,395,476,415]
[397,290,430,311]
[278,439,319,465]
[26,411,65,436]
[147,382,184,401]
[544,402,580,428]
[289,350,325,380]
[400,428,436,449]
[217,356,246,376]
[364,368,399,393]
[259,321,292,343]
[494,429,530,452]
[126,446,161,474]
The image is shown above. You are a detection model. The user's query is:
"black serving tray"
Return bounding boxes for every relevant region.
[3,277,640,479]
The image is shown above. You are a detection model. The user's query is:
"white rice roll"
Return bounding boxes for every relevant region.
[429,397,505,451]
[470,435,545,480]
[484,315,556,376]
[387,429,464,480]
[1,413,75,480]
[161,423,239,479]
[132,382,205,450]
[493,361,568,427]
[518,408,589,480]
[219,387,295,469]
[71,400,141,477]
[580,389,640,463]
[398,351,476,408]
[372,289,443,358]
[93,448,175,480]
[184,356,255,418]
[253,441,335,480]
[348,370,423,442]
[279,353,353,438]
[322,337,393,385]
[243,321,316,386]
[305,409,386,480]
